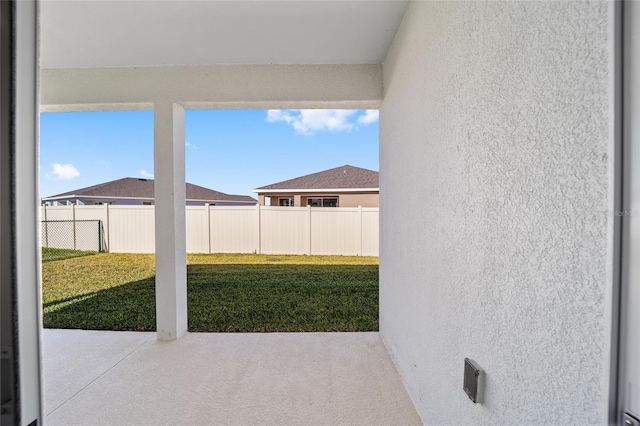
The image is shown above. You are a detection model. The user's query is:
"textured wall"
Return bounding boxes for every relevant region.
[380,1,613,424]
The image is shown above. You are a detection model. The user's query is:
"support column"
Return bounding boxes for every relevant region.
[1,1,43,423]
[154,103,187,340]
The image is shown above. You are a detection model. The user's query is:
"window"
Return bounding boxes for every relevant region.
[307,198,338,207]
[279,198,294,207]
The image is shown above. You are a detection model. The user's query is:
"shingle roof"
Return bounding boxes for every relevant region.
[43,177,256,203]
[255,165,378,191]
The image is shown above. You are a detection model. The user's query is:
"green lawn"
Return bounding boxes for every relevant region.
[42,253,379,332]
[41,247,98,263]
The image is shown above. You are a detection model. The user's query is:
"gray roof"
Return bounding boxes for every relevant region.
[43,177,256,203]
[255,165,378,191]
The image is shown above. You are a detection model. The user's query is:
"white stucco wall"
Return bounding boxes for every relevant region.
[380,2,614,424]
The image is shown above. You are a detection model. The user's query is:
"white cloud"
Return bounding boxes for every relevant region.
[52,163,80,180]
[266,109,358,136]
[97,160,111,170]
[186,141,198,150]
[357,110,379,125]
[140,170,154,178]
[266,109,294,124]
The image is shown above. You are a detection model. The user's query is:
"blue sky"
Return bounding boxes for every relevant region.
[39,109,379,199]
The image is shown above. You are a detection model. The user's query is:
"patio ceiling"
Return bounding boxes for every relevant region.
[40,0,406,110]
[40,0,409,69]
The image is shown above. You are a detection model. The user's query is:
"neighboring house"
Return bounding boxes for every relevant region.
[254,165,379,208]
[42,177,257,206]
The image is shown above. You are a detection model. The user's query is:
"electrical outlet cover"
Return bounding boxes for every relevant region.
[464,358,484,404]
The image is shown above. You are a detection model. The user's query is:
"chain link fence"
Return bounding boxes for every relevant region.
[41,220,104,262]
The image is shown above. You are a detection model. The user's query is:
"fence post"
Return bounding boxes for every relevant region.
[358,205,363,256]
[306,205,312,255]
[256,204,261,254]
[104,203,110,252]
[72,203,77,250]
[98,219,102,252]
[205,203,211,254]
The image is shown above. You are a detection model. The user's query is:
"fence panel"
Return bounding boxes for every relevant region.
[43,205,74,221]
[260,207,307,254]
[41,205,379,256]
[186,206,209,253]
[209,206,257,253]
[41,221,74,250]
[108,206,155,253]
[361,208,379,256]
[74,205,108,251]
[40,220,103,262]
[310,208,360,255]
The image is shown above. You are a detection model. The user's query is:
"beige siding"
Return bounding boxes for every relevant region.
[261,192,378,208]
[336,193,379,207]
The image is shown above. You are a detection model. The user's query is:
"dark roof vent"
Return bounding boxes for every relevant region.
[138,178,148,181]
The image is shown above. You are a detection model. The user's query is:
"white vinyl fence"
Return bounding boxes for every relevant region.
[41,205,379,256]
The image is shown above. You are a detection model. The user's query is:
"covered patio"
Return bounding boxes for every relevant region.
[2,0,628,424]
[43,330,420,425]
[37,3,415,424]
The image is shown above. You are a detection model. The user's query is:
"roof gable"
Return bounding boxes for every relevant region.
[255,165,378,191]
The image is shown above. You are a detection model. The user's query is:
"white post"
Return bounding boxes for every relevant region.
[205,203,211,254]
[154,103,187,340]
[306,205,312,255]
[72,203,77,250]
[104,203,110,252]
[256,204,261,254]
[357,205,363,256]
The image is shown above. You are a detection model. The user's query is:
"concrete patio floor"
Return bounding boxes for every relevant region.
[43,329,422,425]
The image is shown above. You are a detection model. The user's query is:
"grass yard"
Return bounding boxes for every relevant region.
[41,247,98,263]
[42,253,379,332]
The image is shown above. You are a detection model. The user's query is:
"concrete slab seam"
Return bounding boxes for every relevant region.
[45,334,154,416]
